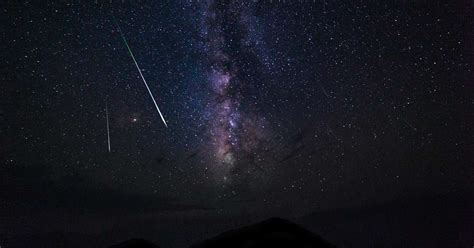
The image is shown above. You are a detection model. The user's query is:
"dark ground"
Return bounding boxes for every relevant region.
[1,191,472,248]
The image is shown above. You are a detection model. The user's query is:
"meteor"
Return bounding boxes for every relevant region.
[106,102,111,152]
[113,18,168,127]
[401,117,417,131]
[319,84,330,99]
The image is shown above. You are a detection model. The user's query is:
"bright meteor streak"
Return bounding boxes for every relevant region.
[106,102,111,152]
[114,19,168,127]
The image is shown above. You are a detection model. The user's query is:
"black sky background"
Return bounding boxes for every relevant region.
[1,0,473,247]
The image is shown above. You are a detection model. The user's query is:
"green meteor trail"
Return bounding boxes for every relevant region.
[114,19,168,128]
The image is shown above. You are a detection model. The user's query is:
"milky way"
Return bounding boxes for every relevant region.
[198,1,270,183]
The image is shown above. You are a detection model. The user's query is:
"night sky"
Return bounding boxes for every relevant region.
[1,0,473,247]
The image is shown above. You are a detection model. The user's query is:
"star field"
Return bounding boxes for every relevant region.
[1,1,472,247]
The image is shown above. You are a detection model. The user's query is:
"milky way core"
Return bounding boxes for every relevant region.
[199,1,270,183]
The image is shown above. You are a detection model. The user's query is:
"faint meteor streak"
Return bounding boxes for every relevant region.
[114,19,168,127]
[401,117,417,131]
[326,123,342,142]
[319,84,330,99]
[106,102,111,152]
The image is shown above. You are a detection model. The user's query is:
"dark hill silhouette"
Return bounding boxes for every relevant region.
[190,217,335,248]
[297,192,473,247]
[7,193,470,248]
[107,218,334,248]
[108,238,160,248]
